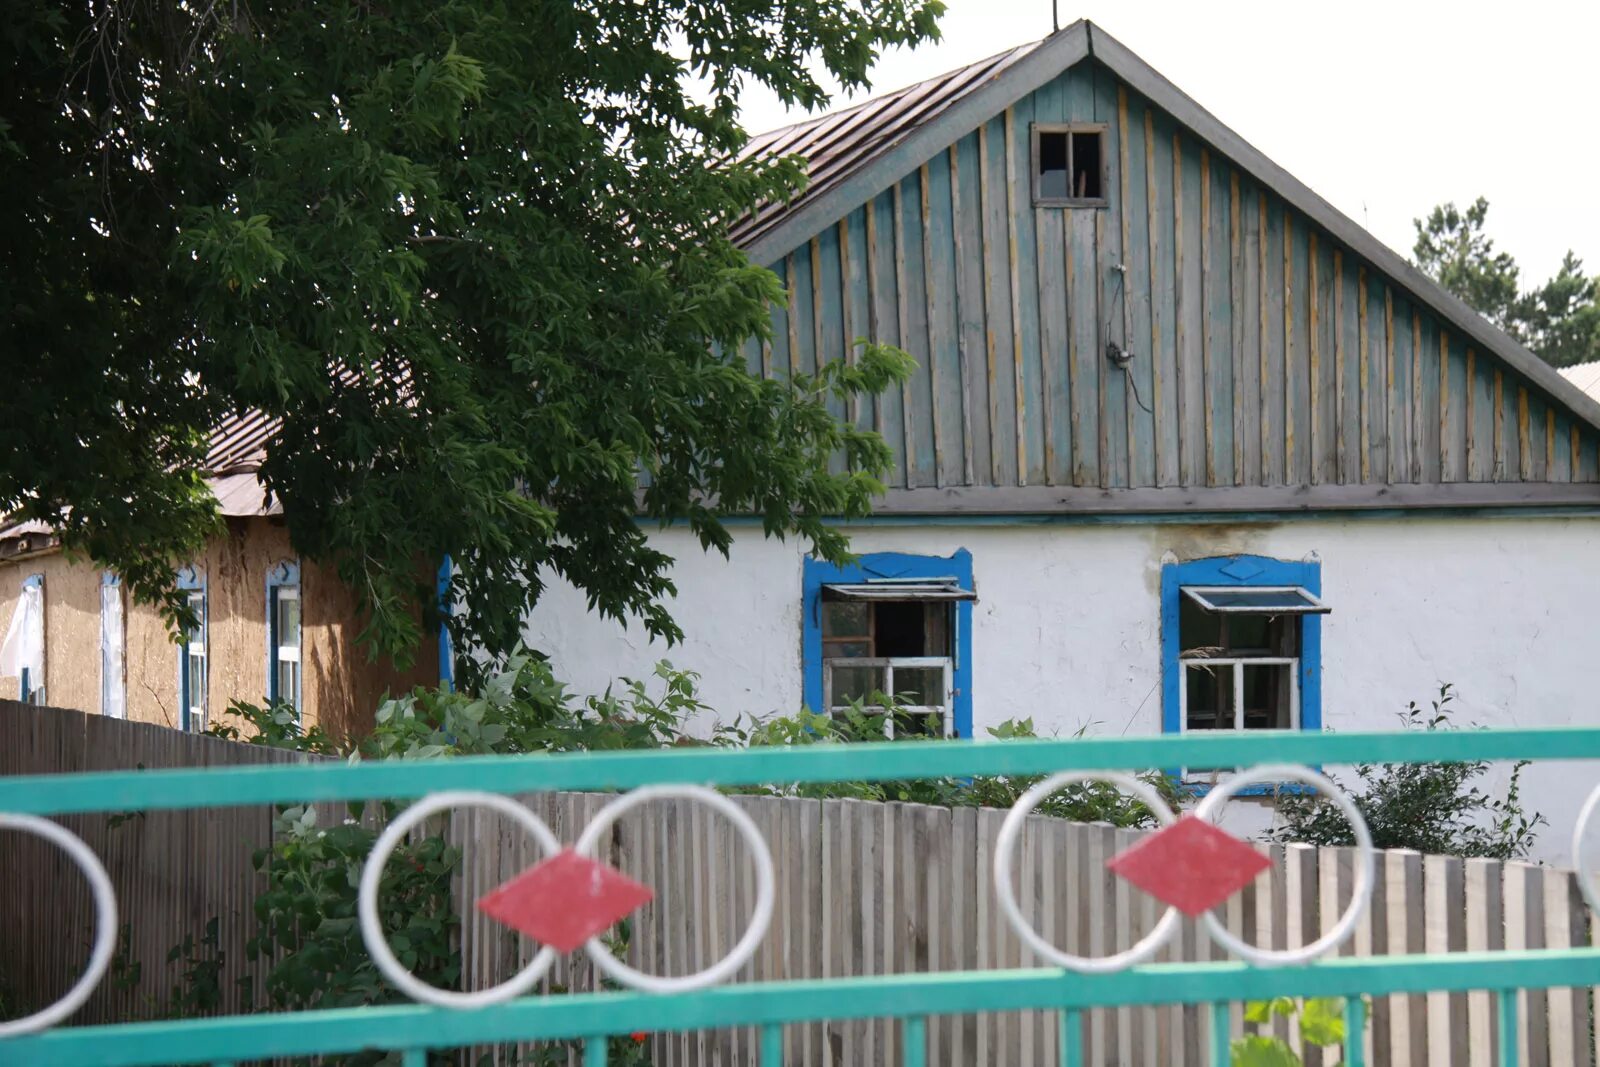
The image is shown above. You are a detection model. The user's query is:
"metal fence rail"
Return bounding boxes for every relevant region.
[5,724,1600,1066]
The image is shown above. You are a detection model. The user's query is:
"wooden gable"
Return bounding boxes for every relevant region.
[733,23,1600,515]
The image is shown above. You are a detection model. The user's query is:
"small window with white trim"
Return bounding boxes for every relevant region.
[268,561,301,716]
[100,572,124,719]
[178,568,207,732]
[819,579,973,739]
[1033,123,1107,206]
[1178,586,1327,733]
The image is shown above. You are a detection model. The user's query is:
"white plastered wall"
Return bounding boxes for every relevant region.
[524,514,1600,861]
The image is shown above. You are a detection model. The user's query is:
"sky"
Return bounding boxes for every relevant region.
[730,0,1598,288]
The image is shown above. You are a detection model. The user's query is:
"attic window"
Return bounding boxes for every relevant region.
[1033,123,1107,206]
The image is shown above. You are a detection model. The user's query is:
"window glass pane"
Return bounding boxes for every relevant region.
[829,664,886,705]
[1184,663,1233,730]
[1070,131,1102,198]
[1037,131,1068,199]
[277,660,300,710]
[893,666,945,708]
[186,590,205,645]
[1179,595,1222,655]
[187,654,206,729]
[276,590,300,650]
[1198,588,1320,612]
[1242,663,1294,729]
[893,710,945,739]
[823,639,870,659]
[822,601,869,639]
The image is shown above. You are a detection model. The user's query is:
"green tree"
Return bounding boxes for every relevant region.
[1413,197,1600,368]
[0,1,935,665]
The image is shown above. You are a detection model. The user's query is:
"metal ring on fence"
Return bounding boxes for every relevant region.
[359,791,562,1009]
[1571,784,1600,921]
[574,785,776,994]
[1193,764,1375,967]
[992,772,1182,973]
[0,813,118,1037]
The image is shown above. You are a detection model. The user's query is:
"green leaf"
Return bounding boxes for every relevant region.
[1230,1035,1302,1067]
[1299,998,1345,1046]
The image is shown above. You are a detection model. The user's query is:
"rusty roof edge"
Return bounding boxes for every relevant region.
[1086,24,1600,434]
[739,20,1091,267]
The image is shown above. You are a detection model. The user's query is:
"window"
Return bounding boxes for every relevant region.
[100,572,124,719]
[1033,123,1107,205]
[1161,556,1327,742]
[267,561,301,715]
[178,566,207,732]
[803,551,975,739]
[1,574,46,703]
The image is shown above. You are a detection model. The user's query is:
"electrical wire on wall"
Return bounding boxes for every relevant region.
[1102,264,1154,415]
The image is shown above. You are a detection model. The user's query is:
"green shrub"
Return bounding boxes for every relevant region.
[1270,684,1545,860]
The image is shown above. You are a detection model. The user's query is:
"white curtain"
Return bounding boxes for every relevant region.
[0,582,44,698]
[101,579,125,718]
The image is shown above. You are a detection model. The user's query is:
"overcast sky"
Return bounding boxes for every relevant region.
[732,0,1597,287]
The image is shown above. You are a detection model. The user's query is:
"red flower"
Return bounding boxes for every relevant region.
[631,1032,647,1043]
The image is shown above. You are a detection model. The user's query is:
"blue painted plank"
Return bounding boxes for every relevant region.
[1121,91,1156,488]
[1095,63,1131,489]
[1366,271,1389,484]
[1206,150,1235,488]
[897,171,937,486]
[1238,181,1265,486]
[1287,215,1311,485]
[791,242,817,379]
[953,132,991,485]
[1391,296,1414,483]
[1006,94,1048,486]
[924,149,965,487]
[1176,134,1205,487]
[869,190,909,487]
[980,115,1020,487]
[843,207,874,434]
[1312,232,1338,485]
[769,259,793,380]
[1033,71,1071,486]
[816,223,848,474]
[1146,109,1180,487]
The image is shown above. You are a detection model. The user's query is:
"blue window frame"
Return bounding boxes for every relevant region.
[267,560,301,716]
[802,550,974,739]
[1161,554,1323,739]
[177,565,207,732]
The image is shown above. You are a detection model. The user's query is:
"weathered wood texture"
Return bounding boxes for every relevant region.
[749,61,1600,500]
[5,702,1599,1067]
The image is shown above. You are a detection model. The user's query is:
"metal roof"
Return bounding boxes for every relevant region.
[729,41,1041,251]
[1560,361,1600,403]
[205,410,275,475]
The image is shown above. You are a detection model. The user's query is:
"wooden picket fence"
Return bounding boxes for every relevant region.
[3,700,1598,1065]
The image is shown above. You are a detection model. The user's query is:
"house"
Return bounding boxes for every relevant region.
[522,22,1600,856]
[0,411,439,740]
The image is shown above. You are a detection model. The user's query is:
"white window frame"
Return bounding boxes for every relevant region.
[181,586,207,733]
[823,655,954,739]
[270,584,301,712]
[1181,585,1328,615]
[100,573,124,719]
[1176,655,1301,734]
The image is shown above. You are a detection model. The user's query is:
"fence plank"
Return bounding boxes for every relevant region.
[1424,854,1468,1067]
[1385,849,1426,1067]
[1465,857,1505,1067]
[1504,862,1549,1067]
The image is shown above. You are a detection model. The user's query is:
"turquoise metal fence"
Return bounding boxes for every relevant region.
[4,727,1600,1065]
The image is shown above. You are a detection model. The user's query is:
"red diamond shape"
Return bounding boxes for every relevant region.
[476,848,654,952]
[1106,816,1271,917]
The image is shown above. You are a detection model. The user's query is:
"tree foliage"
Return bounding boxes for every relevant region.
[1270,684,1545,860]
[0,0,937,662]
[1413,197,1600,368]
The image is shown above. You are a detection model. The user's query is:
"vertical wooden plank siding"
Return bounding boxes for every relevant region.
[784,253,801,379]
[1466,348,1479,480]
[1412,313,1424,482]
[1199,150,1216,485]
[892,181,916,487]
[978,122,1002,484]
[1334,251,1347,482]
[919,164,947,486]
[1173,132,1189,486]
[949,144,978,486]
[1358,266,1371,482]
[1494,368,1506,481]
[1384,287,1396,483]
[1004,107,1030,485]
[1095,65,1128,489]
[1282,212,1296,481]
[1118,86,1140,487]
[1032,70,1067,486]
[1518,387,1533,482]
[1308,232,1320,484]
[1145,108,1168,486]
[1439,330,1452,481]
[1258,195,1271,486]
[1230,174,1245,485]
[839,219,856,425]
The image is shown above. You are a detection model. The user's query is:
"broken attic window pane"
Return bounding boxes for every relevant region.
[1071,130,1103,199]
[1037,130,1069,200]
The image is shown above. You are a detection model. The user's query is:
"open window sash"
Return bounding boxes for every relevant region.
[1182,586,1328,615]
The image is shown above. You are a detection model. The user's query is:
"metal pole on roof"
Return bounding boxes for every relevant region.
[1051,0,1059,32]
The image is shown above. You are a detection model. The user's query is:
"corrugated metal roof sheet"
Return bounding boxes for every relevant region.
[1560,360,1600,403]
[729,41,1041,251]
[205,410,275,475]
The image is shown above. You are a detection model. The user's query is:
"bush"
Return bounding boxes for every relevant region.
[1270,684,1545,860]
